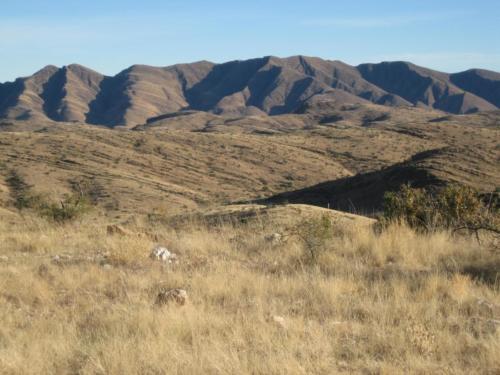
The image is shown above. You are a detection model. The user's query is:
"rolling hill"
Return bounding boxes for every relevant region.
[0,101,498,217]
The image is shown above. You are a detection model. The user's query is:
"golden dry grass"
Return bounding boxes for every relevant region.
[0,208,499,374]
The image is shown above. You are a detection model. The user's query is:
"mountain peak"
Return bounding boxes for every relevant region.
[0,56,498,127]
[32,65,60,78]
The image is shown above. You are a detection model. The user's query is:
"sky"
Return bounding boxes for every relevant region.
[1,0,499,82]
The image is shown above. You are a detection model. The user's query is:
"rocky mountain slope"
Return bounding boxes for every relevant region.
[1,56,499,127]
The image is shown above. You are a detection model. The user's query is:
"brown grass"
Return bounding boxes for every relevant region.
[0,209,499,374]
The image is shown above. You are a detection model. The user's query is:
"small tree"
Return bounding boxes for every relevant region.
[292,213,334,260]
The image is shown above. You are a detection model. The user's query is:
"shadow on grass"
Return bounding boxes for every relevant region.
[461,260,500,287]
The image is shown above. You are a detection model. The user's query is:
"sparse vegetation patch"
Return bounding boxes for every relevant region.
[6,170,93,222]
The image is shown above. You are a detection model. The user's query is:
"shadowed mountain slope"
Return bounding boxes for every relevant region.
[450,69,500,108]
[0,65,104,122]
[357,62,498,114]
[1,56,499,127]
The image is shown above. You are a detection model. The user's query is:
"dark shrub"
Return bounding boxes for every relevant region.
[38,193,92,223]
[383,184,499,235]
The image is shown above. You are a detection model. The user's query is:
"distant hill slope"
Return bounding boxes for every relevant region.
[1,56,499,127]
[0,103,497,218]
[261,109,500,214]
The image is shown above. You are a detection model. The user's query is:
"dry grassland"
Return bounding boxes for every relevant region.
[0,207,498,374]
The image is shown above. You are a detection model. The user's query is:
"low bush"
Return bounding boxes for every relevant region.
[383,184,499,236]
[291,213,334,260]
[38,193,92,223]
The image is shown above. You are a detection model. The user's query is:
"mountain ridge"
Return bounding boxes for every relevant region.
[1,56,499,127]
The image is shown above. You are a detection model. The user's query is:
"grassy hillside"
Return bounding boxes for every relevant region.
[0,103,498,373]
[0,206,498,374]
[0,104,498,218]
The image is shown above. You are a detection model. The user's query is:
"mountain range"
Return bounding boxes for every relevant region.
[1,56,499,127]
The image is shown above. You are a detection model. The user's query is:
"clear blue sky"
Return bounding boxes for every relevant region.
[1,0,499,82]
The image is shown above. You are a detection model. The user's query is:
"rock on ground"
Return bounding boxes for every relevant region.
[272,315,287,329]
[150,246,178,263]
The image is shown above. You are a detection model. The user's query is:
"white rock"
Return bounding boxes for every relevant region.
[272,315,287,329]
[0,255,9,262]
[150,246,178,263]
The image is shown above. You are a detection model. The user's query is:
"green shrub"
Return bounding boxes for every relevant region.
[69,178,104,205]
[383,184,499,234]
[292,213,334,260]
[437,185,485,227]
[383,184,434,229]
[38,193,92,223]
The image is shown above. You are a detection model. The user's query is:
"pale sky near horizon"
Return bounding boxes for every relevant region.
[1,0,499,82]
